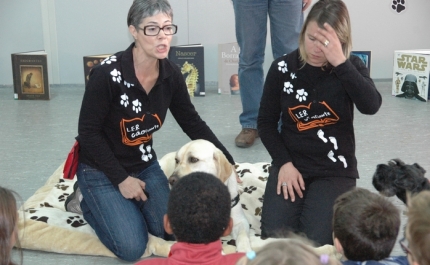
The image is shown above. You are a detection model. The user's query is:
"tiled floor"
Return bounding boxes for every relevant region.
[1,81,428,264]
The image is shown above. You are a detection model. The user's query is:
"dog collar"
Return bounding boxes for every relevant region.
[231,194,240,208]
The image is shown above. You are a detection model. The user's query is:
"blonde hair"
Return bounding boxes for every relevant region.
[241,237,341,265]
[298,0,352,67]
[0,186,21,265]
[407,190,430,265]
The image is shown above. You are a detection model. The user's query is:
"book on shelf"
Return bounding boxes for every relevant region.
[83,54,111,87]
[392,50,430,102]
[218,42,240,95]
[168,44,205,97]
[351,50,371,74]
[11,51,50,100]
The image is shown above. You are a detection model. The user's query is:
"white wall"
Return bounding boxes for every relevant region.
[1,0,429,86]
[0,0,45,85]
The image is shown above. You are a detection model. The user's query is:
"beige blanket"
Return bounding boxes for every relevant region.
[18,157,340,259]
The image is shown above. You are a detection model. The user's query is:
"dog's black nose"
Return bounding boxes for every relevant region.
[169,175,179,186]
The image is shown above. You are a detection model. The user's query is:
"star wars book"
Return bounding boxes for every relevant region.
[11,51,50,100]
[392,50,430,102]
[218,42,240,95]
[168,44,205,97]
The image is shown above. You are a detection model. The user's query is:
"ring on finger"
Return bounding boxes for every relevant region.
[281,182,287,187]
[324,39,330,47]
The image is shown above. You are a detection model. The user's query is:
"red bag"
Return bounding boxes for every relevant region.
[63,141,80,180]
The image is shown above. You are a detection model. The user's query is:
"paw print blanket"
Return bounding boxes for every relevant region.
[17,155,339,259]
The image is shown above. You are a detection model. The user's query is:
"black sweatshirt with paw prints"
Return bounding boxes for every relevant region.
[258,49,382,178]
[76,43,234,186]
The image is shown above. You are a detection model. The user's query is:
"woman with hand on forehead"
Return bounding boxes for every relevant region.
[68,0,236,261]
[258,0,381,246]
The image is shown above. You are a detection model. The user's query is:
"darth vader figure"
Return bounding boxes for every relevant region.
[396,74,426,102]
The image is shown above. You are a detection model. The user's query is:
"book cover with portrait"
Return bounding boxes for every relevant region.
[11,51,50,100]
[218,42,240,95]
[392,50,430,102]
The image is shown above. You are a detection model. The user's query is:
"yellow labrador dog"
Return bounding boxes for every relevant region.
[161,139,252,253]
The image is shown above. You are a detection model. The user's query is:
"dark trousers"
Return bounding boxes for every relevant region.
[260,166,356,245]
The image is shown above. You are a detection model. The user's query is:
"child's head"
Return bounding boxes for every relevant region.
[0,186,19,265]
[236,237,341,265]
[333,188,400,261]
[165,172,232,243]
[406,190,430,265]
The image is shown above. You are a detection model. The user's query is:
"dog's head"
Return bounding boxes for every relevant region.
[168,139,232,186]
[372,158,429,204]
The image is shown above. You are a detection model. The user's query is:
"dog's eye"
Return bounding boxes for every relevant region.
[175,158,179,164]
[189,157,199,163]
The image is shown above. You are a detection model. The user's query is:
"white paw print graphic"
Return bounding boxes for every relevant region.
[120,93,129,107]
[124,80,134,88]
[283,81,294,94]
[278,61,288,73]
[101,55,117,65]
[296,88,308,102]
[132,99,142,113]
[290,72,297,79]
[110,69,122,83]
[139,144,153,162]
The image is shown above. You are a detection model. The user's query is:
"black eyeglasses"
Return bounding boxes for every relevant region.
[399,237,411,255]
[137,24,178,36]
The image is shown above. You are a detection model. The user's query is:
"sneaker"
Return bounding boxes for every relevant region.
[65,181,83,214]
[235,128,259,148]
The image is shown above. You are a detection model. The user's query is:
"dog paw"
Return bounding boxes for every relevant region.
[30,215,49,223]
[258,176,268,182]
[237,168,251,178]
[244,186,257,194]
[55,183,69,191]
[226,239,236,247]
[39,202,54,208]
[392,0,406,13]
[66,215,87,228]
[25,208,37,214]
[254,207,262,216]
[262,163,271,173]
[58,193,69,202]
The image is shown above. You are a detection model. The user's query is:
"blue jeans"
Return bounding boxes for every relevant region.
[76,161,171,262]
[233,0,303,129]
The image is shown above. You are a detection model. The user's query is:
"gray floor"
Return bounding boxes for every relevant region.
[1,81,429,264]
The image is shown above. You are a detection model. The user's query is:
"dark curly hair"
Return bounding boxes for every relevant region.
[167,172,231,243]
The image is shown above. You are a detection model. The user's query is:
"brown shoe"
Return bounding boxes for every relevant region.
[235,129,259,148]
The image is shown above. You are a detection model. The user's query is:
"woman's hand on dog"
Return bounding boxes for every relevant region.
[118,176,148,201]
[277,162,305,202]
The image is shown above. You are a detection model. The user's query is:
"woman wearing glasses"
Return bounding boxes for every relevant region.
[68,0,236,261]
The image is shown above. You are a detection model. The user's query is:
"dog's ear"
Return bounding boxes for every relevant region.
[214,149,232,183]
[372,163,399,197]
[412,163,427,175]
[159,152,177,178]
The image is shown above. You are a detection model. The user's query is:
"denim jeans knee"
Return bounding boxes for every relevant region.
[77,161,170,261]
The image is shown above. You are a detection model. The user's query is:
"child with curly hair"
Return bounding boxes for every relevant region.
[135,172,245,264]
